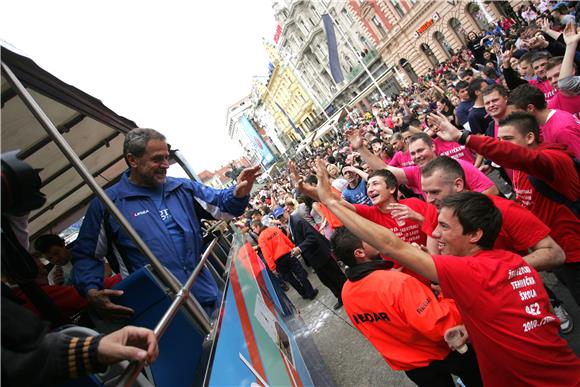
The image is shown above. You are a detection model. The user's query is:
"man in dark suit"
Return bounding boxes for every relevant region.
[273,207,347,310]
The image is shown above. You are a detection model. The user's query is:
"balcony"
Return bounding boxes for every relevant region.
[345,49,379,81]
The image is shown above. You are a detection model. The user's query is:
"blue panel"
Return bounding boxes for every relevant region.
[209,285,256,386]
[113,267,205,387]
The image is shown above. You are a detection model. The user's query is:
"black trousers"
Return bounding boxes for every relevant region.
[314,259,347,301]
[404,345,483,387]
[276,253,315,299]
[555,262,580,306]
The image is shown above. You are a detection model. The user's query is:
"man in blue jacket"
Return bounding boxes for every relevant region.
[73,128,260,320]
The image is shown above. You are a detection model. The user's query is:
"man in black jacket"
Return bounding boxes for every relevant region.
[274,207,346,309]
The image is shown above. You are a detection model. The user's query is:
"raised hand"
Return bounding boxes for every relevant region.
[386,203,424,225]
[234,165,262,198]
[562,22,580,46]
[313,158,336,205]
[288,160,317,199]
[427,112,462,143]
[345,128,364,150]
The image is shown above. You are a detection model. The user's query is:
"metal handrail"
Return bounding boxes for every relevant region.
[1,62,211,334]
[116,238,219,387]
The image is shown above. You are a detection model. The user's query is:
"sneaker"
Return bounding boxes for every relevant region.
[554,304,574,334]
[333,300,343,310]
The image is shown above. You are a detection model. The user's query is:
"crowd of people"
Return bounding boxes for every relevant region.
[237,7,580,387]
[5,2,580,386]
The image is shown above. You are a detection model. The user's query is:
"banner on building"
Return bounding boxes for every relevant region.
[274,24,283,44]
[322,13,345,84]
[240,115,275,168]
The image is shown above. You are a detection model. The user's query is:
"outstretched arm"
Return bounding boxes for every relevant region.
[314,159,438,282]
[559,23,580,94]
[346,129,408,184]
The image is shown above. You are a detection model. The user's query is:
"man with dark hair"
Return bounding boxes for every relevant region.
[275,207,346,309]
[544,55,580,115]
[35,234,75,286]
[74,128,260,319]
[291,162,438,283]
[516,51,535,79]
[509,84,580,157]
[311,161,580,386]
[503,49,556,100]
[250,220,317,300]
[430,111,580,307]
[345,129,497,199]
[420,156,572,332]
[454,80,474,127]
[467,79,493,135]
[330,227,483,387]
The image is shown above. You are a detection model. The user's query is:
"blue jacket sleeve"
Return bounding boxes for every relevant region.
[190,181,250,220]
[71,198,107,297]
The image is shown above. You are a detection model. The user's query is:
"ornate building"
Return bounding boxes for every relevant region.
[351,0,522,83]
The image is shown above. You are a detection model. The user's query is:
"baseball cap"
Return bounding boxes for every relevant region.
[272,207,285,219]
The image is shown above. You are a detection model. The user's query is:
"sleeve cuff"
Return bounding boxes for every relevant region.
[62,334,107,379]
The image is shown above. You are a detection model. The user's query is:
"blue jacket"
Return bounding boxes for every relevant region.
[72,172,249,305]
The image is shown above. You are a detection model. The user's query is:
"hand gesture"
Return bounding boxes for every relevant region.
[97,326,159,365]
[87,289,134,321]
[427,112,462,142]
[313,158,336,205]
[563,22,580,46]
[386,203,424,224]
[288,160,317,199]
[52,265,65,285]
[234,165,262,198]
[500,47,514,69]
[537,17,551,32]
[345,128,364,150]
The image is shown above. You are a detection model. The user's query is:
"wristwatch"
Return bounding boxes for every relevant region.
[458,131,471,145]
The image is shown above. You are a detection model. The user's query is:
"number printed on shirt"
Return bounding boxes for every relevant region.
[525,302,541,316]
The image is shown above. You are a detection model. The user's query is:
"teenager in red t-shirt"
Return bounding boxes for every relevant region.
[330,227,482,386]
[347,130,498,199]
[419,156,564,270]
[430,111,580,307]
[509,84,580,159]
[312,167,580,387]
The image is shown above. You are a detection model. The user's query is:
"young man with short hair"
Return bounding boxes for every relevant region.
[251,220,318,300]
[509,83,580,158]
[431,111,580,307]
[331,227,483,387]
[311,164,580,386]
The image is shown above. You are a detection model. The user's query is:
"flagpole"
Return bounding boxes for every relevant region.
[322,1,386,100]
[280,48,342,136]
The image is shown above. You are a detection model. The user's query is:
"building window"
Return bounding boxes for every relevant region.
[372,15,388,38]
[390,0,405,17]
[341,8,354,26]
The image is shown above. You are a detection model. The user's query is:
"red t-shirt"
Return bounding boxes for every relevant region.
[422,195,550,254]
[433,138,475,164]
[529,78,556,101]
[540,109,580,159]
[389,151,414,167]
[354,198,438,283]
[547,91,580,117]
[467,137,580,263]
[434,250,580,386]
[404,159,494,196]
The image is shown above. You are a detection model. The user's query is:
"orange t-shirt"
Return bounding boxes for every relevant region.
[257,227,295,271]
[342,269,461,371]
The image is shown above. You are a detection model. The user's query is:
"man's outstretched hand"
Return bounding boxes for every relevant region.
[313,158,338,206]
[288,160,318,200]
[234,165,262,198]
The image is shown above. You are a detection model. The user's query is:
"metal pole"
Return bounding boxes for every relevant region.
[322,2,386,99]
[117,239,219,387]
[1,62,211,335]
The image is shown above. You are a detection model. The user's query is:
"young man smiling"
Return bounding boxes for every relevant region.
[311,159,580,386]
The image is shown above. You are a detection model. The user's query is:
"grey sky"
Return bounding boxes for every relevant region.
[1,0,278,174]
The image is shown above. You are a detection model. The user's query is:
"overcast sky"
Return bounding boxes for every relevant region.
[1,1,278,174]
